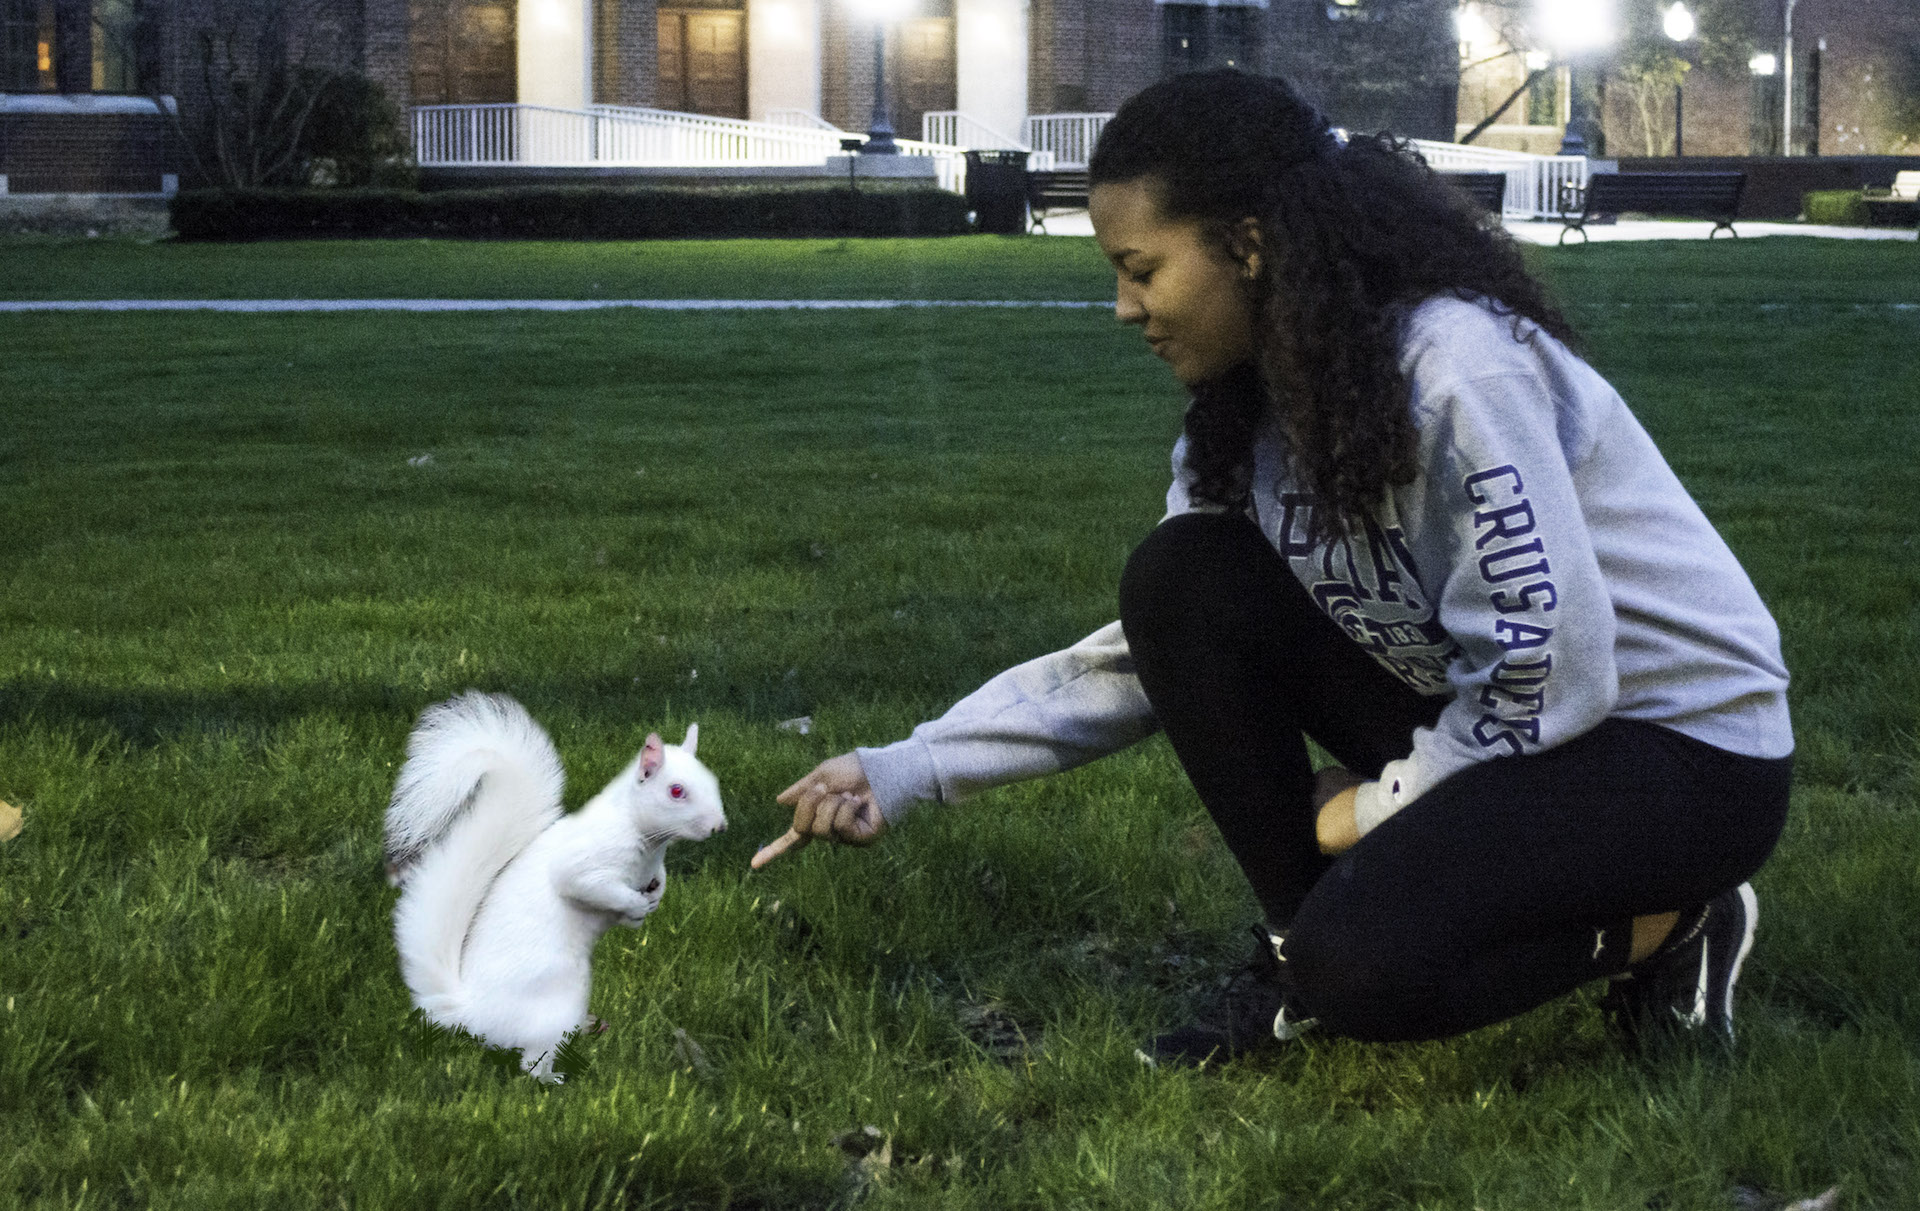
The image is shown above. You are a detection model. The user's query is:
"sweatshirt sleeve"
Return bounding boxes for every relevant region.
[1350,369,1619,836]
[855,620,1160,822]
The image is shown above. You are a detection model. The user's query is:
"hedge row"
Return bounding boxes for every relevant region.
[169,185,976,241]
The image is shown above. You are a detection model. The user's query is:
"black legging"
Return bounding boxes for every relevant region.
[1118,511,1791,1042]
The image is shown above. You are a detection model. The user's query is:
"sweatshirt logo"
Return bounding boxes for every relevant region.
[1464,465,1558,755]
[1277,493,1457,693]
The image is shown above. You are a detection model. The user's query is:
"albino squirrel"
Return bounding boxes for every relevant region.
[384,691,726,1081]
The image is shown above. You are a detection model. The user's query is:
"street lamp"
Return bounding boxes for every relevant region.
[1664,3,1694,157]
[1536,0,1616,156]
[851,0,911,154]
[1781,0,1799,156]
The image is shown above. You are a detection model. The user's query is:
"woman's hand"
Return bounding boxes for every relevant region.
[1312,766,1366,856]
[751,752,889,869]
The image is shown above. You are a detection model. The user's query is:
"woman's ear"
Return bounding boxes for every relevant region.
[1229,217,1264,281]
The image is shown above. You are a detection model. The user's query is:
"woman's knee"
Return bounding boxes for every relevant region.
[1119,511,1272,635]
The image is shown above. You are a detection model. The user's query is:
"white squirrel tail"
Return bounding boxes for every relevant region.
[384,692,565,1023]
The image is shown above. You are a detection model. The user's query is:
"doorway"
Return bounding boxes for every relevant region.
[891,17,954,141]
[658,9,746,118]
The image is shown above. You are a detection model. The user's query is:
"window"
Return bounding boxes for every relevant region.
[1526,69,1559,127]
[1163,4,1203,76]
[1162,4,1259,77]
[411,0,516,105]
[2,0,56,92]
[91,0,138,92]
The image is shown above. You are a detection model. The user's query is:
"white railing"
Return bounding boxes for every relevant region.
[1407,138,1588,219]
[766,108,847,132]
[411,103,969,192]
[407,105,1586,217]
[1024,112,1110,169]
[594,105,857,165]
[414,104,859,166]
[922,110,1025,150]
[893,138,968,193]
[920,112,1056,170]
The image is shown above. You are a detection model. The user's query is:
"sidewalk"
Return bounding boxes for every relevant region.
[1032,211,1917,242]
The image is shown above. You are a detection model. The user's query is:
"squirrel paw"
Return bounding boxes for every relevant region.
[618,877,665,927]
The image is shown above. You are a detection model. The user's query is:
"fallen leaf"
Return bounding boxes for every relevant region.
[0,800,19,843]
[956,999,1037,1062]
[861,1134,894,1177]
[776,715,813,735]
[550,1032,594,1081]
[406,453,434,467]
[1785,1188,1841,1211]
[831,1124,886,1158]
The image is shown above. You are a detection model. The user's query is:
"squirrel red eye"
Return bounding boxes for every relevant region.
[670,784,686,799]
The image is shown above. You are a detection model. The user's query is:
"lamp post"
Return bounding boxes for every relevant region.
[1664,2,1694,157]
[1538,0,1616,157]
[853,0,907,154]
[1781,0,1798,155]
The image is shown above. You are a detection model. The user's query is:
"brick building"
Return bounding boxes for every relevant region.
[2,0,1461,193]
[10,0,1913,195]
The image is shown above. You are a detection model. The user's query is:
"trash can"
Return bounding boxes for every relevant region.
[964,149,1030,235]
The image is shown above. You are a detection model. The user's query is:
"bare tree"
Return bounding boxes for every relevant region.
[159,0,358,187]
[1465,0,1759,153]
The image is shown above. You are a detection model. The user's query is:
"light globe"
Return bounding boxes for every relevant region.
[1535,0,1616,55]
[1663,2,1694,43]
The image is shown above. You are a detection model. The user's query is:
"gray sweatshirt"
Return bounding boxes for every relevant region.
[857,295,1793,835]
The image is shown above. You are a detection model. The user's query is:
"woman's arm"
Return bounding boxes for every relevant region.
[753,620,1160,867]
[1348,366,1619,838]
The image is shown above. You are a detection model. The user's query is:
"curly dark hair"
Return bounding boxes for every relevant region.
[1089,70,1577,540]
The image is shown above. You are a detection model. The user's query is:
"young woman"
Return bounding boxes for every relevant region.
[754,70,1793,1062]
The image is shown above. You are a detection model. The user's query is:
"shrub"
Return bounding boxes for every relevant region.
[1802,189,1868,226]
[169,185,975,241]
[300,72,417,189]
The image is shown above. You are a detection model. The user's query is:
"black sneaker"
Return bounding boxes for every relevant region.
[1137,925,1316,1067]
[1604,882,1758,1047]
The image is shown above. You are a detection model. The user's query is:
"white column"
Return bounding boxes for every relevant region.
[955,0,1028,146]
[518,0,594,109]
[749,0,823,122]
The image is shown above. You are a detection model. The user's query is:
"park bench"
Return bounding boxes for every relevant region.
[1558,171,1746,245]
[1862,170,1920,227]
[1439,171,1508,219]
[1027,169,1090,233]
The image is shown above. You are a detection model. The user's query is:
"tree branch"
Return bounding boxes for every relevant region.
[1459,68,1547,145]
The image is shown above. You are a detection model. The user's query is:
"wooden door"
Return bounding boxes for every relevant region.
[892,17,954,141]
[657,9,746,118]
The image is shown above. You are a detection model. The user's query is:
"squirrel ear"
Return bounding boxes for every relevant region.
[640,733,664,780]
[682,722,699,755]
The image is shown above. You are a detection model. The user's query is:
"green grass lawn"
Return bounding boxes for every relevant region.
[2,230,1916,303]
[2,237,1917,1209]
